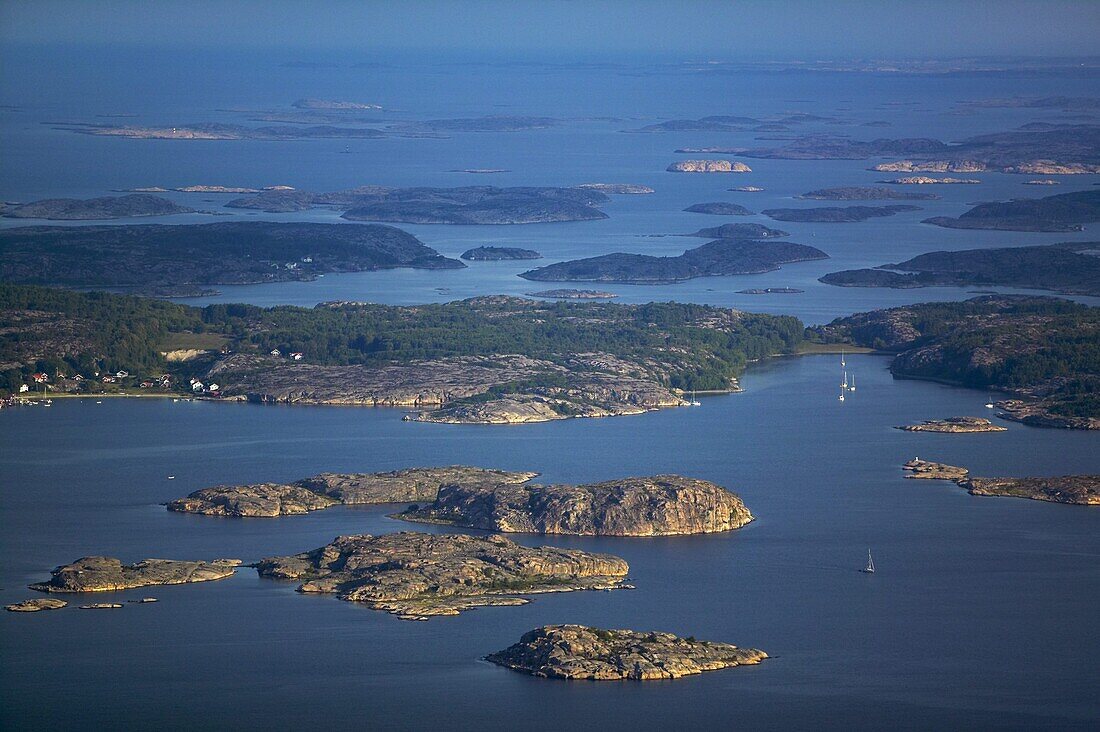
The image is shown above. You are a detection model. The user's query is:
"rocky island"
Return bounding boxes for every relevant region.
[897,417,1007,433]
[225,185,610,224]
[253,532,629,620]
[460,246,542,261]
[922,190,1100,232]
[686,223,789,239]
[880,176,981,185]
[486,625,767,680]
[818,242,1100,296]
[6,598,68,612]
[574,183,655,194]
[666,160,751,173]
[167,466,537,517]
[813,296,1100,428]
[57,121,390,141]
[903,460,1099,505]
[519,239,828,284]
[1,194,194,220]
[798,186,938,201]
[762,205,921,223]
[0,221,463,292]
[737,287,803,294]
[525,289,618,299]
[399,474,753,536]
[683,202,753,215]
[29,557,240,592]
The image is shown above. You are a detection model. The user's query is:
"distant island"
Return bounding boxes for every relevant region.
[225,185,610,224]
[813,296,1100,428]
[922,189,1100,232]
[486,625,767,680]
[736,124,1100,174]
[903,460,1098,505]
[762,204,921,223]
[0,286,803,423]
[1,194,194,220]
[292,98,382,110]
[880,176,980,184]
[798,186,938,201]
[684,202,753,215]
[254,532,629,620]
[525,289,617,299]
[818,242,1100,296]
[729,186,764,192]
[56,121,390,141]
[667,160,751,173]
[574,183,655,194]
[519,239,828,284]
[0,221,462,293]
[686,223,788,239]
[737,287,803,295]
[460,246,542,261]
[398,475,753,536]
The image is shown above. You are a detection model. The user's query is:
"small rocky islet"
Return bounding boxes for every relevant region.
[254,532,630,620]
[28,557,240,593]
[486,625,767,680]
[5,598,68,612]
[897,416,1007,433]
[903,459,1099,505]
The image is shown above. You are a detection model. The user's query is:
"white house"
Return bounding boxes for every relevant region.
[191,381,204,392]
[18,384,29,393]
[270,349,282,357]
[115,370,129,378]
[207,383,220,392]
[290,352,303,360]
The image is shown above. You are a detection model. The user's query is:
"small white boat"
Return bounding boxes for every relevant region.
[838,389,845,402]
[167,476,176,480]
[840,349,846,368]
[848,374,856,392]
[841,370,848,389]
[688,390,701,406]
[95,400,102,404]
[861,549,875,574]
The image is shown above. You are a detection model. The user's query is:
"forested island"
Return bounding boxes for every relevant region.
[224,185,610,224]
[762,204,921,223]
[0,285,804,422]
[922,189,1100,232]
[819,242,1100,296]
[1,194,194,220]
[686,223,788,239]
[683,202,753,215]
[0,221,463,294]
[519,239,827,284]
[798,186,938,201]
[460,246,542,261]
[813,296,1100,428]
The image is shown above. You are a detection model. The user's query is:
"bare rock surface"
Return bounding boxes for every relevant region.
[5,598,68,612]
[667,160,751,173]
[486,625,767,680]
[903,459,971,480]
[400,474,753,536]
[254,532,630,620]
[30,557,240,593]
[902,460,1098,505]
[898,416,1007,433]
[168,466,537,516]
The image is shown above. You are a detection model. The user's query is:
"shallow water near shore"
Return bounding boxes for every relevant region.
[2,354,1098,730]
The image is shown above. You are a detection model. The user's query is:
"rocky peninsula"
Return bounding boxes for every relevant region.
[486,625,767,680]
[798,186,938,201]
[29,557,240,592]
[762,205,921,223]
[254,532,630,620]
[399,474,753,536]
[667,160,751,173]
[519,239,828,284]
[460,246,542,261]
[684,202,753,215]
[1,194,194,220]
[168,466,537,517]
[897,417,1007,433]
[903,460,1099,505]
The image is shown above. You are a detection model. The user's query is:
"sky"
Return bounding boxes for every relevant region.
[2,0,1099,59]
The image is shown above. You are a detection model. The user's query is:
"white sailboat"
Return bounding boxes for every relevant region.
[861,549,875,574]
[840,350,846,368]
[838,387,845,402]
[841,370,848,390]
[849,374,856,392]
[689,390,701,407]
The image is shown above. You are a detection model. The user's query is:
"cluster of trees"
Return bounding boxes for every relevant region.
[0,286,805,396]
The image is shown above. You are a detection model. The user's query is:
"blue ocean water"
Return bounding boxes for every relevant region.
[0,47,1098,730]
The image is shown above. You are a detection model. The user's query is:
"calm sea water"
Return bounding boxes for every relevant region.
[1,48,1098,730]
